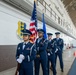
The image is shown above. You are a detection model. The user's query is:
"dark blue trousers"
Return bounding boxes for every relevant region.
[35,54,48,75]
[19,62,34,75]
[48,53,56,75]
[55,51,63,70]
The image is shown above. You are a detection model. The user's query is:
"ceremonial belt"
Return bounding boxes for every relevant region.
[36,50,45,58]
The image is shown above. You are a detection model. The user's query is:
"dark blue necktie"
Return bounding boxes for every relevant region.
[23,43,27,50]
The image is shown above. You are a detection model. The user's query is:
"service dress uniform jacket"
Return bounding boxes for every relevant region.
[35,37,48,75]
[16,42,36,75]
[53,38,64,71]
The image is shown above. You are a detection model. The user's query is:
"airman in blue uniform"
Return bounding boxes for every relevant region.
[47,33,56,75]
[35,29,48,75]
[15,29,36,75]
[54,32,64,72]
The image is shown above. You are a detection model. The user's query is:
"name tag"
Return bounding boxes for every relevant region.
[26,48,31,50]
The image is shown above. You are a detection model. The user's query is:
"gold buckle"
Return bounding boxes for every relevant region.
[36,55,40,58]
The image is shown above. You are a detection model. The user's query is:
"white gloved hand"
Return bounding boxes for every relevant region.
[17,58,23,63]
[19,54,25,60]
[55,48,58,53]
[16,54,25,64]
[48,53,50,56]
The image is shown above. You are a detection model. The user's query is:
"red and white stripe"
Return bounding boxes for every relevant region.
[29,20,37,43]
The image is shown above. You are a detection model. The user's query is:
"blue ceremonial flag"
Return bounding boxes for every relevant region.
[42,13,47,39]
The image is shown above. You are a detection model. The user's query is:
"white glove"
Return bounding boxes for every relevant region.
[19,54,25,60]
[48,53,50,56]
[17,54,25,64]
[17,58,23,63]
[55,48,58,53]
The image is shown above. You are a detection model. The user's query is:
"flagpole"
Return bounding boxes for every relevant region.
[34,0,36,2]
[42,9,44,13]
[42,9,45,14]
[42,9,45,20]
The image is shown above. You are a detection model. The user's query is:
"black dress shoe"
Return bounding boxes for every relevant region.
[50,66,53,71]
[61,69,64,72]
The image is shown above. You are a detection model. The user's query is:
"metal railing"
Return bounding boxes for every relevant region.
[26,0,75,36]
[37,0,62,25]
[37,0,75,35]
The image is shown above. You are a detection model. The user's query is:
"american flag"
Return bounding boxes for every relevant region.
[29,0,37,43]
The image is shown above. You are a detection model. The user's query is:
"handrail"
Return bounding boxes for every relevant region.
[26,0,75,36]
[37,0,62,25]
[37,0,74,34]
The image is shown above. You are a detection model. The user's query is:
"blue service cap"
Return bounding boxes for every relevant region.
[21,29,32,35]
[55,32,60,35]
[37,29,45,33]
[47,33,53,36]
